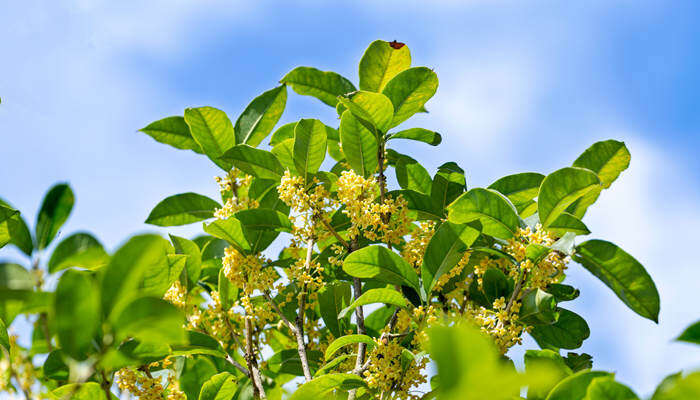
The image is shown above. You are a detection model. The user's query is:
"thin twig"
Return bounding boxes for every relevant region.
[263,291,297,333]
[505,266,526,313]
[295,237,315,382]
[245,318,266,399]
[320,217,350,249]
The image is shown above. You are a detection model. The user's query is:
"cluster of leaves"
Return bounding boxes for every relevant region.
[0,39,699,400]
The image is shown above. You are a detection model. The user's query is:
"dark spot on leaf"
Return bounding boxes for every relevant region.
[389,40,405,49]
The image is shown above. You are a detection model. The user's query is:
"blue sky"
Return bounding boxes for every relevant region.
[1,0,699,396]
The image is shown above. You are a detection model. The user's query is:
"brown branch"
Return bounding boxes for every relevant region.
[295,237,315,382]
[245,318,266,399]
[320,217,350,249]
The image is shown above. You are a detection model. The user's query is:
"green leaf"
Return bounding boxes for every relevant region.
[342,245,420,291]
[574,240,660,322]
[339,111,378,178]
[203,218,251,254]
[219,144,285,180]
[114,296,185,345]
[584,377,639,400]
[531,308,590,350]
[431,162,467,212]
[421,221,480,294]
[289,373,367,400]
[43,350,69,380]
[547,213,591,237]
[388,128,442,146]
[139,116,202,153]
[36,183,74,249]
[294,118,328,179]
[447,188,519,239]
[563,353,593,373]
[0,317,9,352]
[325,334,376,361]
[0,263,34,289]
[269,122,296,146]
[388,189,445,220]
[482,267,511,304]
[101,234,170,318]
[338,288,407,319]
[519,289,559,325]
[573,140,631,189]
[184,106,235,170]
[676,320,700,345]
[538,167,600,228]
[235,208,292,232]
[526,243,552,264]
[281,66,356,107]
[141,254,186,297]
[546,284,580,302]
[524,350,573,400]
[271,138,297,174]
[235,85,287,147]
[395,153,432,195]
[337,91,394,135]
[488,172,545,205]
[180,357,218,400]
[199,372,238,400]
[382,67,438,128]
[49,382,112,400]
[546,371,613,400]
[145,193,221,226]
[48,232,109,273]
[170,234,202,287]
[0,199,33,256]
[0,206,19,249]
[318,281,352,338]
[359,40,411,93]
[54,270,99,360]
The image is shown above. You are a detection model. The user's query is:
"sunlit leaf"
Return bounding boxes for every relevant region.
[359,40,411,93]
[282,67,356,107]
[184,106,235,170]
[145,193,221,227]
[36,183,74,249]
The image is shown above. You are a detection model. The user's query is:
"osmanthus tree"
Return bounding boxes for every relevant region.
[0,39,699,399]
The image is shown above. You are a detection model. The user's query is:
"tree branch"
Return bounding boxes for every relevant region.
[295,237,315,382]
[244,318,266,399]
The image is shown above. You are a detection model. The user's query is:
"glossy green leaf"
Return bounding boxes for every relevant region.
[0,199,33,256]
[324,334,376,361]
[269,122,296,146]
[525,350,572,400]
[573,140,630,189]
[676,320,700,345]
[235,85,287,147]
[538,167,600,228]
[281,66,356,107]
[218,144,285,180]
[338,288,407,319]
[546,284,580,303]
[382,66,438,127]
[337,91,394,135]
[289,373,367,400]
[184,106,235,170]
[488,172,545,205]
[54,270,99,360]
[145,193,221,227]
[43,350,69,380]
[36,183,74,249]
[546,370,613,400]
[170,234,202,287]
[519,289,559,326]
[531,308,590,350]
[564,353,593,373]
[0,206,19,249]
[574,240,660,322]
[203,218,251,254]
[482,267,511,304]
[388,128,441,146]
[48,232,108,273]
[294,118,328,179]
[526,243,552,264]
[584,377,639,400]
[271,138,297,174]
[318,281,352,338]
[547,213,591,237]
[114,296,185,344]
[359,40,411,93]
[342,245,420,291]
[421,221,481,294]
[431,162,467,212]
[199,372,238,400]
[139,116,202,153]
[101,234,170,318]
[141,254,186,297]
[447,188,519,239]
[395,153,432,195]
[339,111,378,177]
[389,189,445,220]
[234,208,292,231]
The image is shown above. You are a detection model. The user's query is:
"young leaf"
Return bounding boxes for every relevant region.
[530,308,590,350]
[145,193,221,227]
[487,172,545,205]
[294,119,328,179]
[54,270,99,360]
[585,377,640,400]
[447,188,519,239]
[281,66,356,107]
[318,281,352,338]
[289,373,367,400]
[324,334,376,361]
[199,372,238,400]
[342,245,420,292]
[338,288,408,319]
[538,167,600,228]
[114,297,186,345]
[431,162,467,212]
[339,111,378,178]
[36,183,74,249]
[546,370,613,400]
[382,67,438,128]
[139,116,202,153]
[388,128,442,146]
[421,221,480,295]
[48,232,109,273]
[218,145,285,180]
[359,40,411,93]
[574,240,660,322]
[184,106,235,170]
[676,320,700,345]
[337,91,394,135]
[235,85,287,147]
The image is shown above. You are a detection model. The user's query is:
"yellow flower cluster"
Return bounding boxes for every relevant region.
[116,368,164,400]
[401,221,436,269]
[336,170,411,245]
[222,247,277,296]
[288,257,325,293]
[0,335,36,395]
[363,340,428,400]
[214,197,259,220]
[432,250,472,293]
[504,225,570,288]
[465,299,526,354]
[163,280,187,308]
[278,170,334,241]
